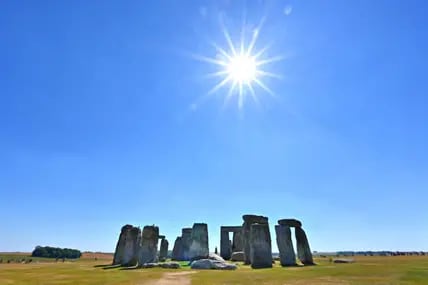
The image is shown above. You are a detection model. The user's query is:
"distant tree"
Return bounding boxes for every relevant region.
[31,246,81,259]
[214,247,218,254]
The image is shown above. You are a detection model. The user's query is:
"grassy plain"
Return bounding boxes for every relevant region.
[0,254,427,285]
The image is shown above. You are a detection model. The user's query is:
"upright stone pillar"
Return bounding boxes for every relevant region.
[232,230,243,252]
[242,215,269,264]
[112,225,141,266]
[250,223,272,269]
[181,228,192,260]
[295,227,314,265]
[139,225,159,265]
[220,229,231,260]
[275,224,297,266]
[171,237,182,261]
[189,223,209,260]
[159,238,169,261]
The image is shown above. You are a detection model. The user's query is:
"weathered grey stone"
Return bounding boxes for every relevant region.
[232,230,243,252]
[112,225,141,266]
[190,259,237,270]
[189,223,209,260]
[278,219,302,228]
[181,228,192,261]
[242,215,269,265]
[295,227,314,265]
[208,253,225,262]
[139,225,159,265]
[250,223,272,269]
[159,238,169,261]
[171,237,182,261]
[141,262,159,268]
[220,229,231,260]
[275,225,297,266]
[159,262,181,268]
[231,251,245,262]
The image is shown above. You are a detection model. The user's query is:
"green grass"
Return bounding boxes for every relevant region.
[0,256,427,284]
[0,253,58,263]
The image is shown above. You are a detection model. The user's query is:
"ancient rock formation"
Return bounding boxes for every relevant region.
[112,225,141,266]
[189,223,209,260]
[275,224,297,266]
[295,227,314,265]
[181,228,192,261]
[159,238,169,261]
[139,225,159,265]
[171,237,182,261]
[250,223,273,269]
[278,218,302,228]
[220,226,243,260]
[242,215,269,265]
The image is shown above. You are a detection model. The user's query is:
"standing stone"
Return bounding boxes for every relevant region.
[189,223,209,260]
[171,237,182,261]
[250,223,272,269]
[295,227,314,265]
[220,230,231,260]
[112,225,141,266]
[139,225,159,265]
[181,228,193,261]
[159,238,169,261]
[232,230,243,252]
[242,215,269,264]
[275,225,297,266]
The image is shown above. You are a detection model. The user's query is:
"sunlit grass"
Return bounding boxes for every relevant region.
[0,256,427,284]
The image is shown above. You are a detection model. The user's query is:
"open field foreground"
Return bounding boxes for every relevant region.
[0,256,427,285]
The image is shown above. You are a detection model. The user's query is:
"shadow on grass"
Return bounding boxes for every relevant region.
[93,264,122,270]
[120,265,140,270]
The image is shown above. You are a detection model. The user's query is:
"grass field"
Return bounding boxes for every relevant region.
[0,255,427,284]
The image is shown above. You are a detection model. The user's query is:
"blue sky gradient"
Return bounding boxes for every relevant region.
[1,0,427,252]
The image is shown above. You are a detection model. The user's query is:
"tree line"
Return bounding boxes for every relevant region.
[31,246,82,259]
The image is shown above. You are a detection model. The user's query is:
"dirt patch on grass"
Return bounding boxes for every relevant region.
[147,271,197,285]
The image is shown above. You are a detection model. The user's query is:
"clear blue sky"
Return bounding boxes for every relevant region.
[1,0,427,253]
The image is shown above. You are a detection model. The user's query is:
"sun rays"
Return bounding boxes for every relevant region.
[192,19,283,110]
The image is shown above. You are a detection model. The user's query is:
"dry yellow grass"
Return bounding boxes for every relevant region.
[0,255,427,285]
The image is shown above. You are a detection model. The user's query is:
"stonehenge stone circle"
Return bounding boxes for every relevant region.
[112,215,315,269]
[275,224,297,266]
[249,223,273,269]
[189,223,209,260]
[139,225,159,265]
[295,227,315,265]
[242,215,269,264]
[112,225,141,266]
[159,238,169,261]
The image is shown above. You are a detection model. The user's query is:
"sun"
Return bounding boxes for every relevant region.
[227,54,257,83]
[192,20,283,110]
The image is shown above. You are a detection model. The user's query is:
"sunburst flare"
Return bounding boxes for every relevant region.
[193,20,283,110]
